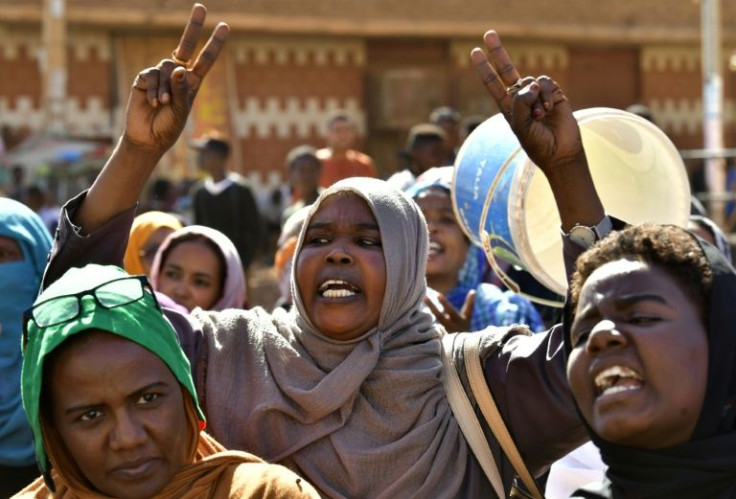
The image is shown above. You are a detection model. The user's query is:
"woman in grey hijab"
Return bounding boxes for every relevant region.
[43,12,606,498]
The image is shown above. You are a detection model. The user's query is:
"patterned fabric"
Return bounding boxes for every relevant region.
[445,246,544,332]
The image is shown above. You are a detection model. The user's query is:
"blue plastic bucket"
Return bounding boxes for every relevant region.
[452,107,691,299]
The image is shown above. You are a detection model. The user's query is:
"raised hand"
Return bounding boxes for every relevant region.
[424,291,476,333]
[124,3,230,156]
[470,30,604,232]
[470,31,583,176]
[77,3,229,232]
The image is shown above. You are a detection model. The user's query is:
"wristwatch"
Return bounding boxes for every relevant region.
[564,216,613,249]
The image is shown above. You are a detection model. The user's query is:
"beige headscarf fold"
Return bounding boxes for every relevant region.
[195,178,472,497]
[14,394,317,499]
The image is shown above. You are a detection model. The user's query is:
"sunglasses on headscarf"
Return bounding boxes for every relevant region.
[23,275,161,341]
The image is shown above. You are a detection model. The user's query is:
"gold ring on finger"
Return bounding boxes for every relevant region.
[505,78,525,96]
[171,51,190,66]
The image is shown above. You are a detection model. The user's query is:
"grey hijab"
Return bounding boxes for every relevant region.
[195,178,471,497]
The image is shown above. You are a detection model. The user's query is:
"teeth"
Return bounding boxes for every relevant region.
[318,279,358,298]
[600,385,640,396]
[322,288,356,298]
[428,242,443,255]
[594,366,643,394]
[319,279,349,292]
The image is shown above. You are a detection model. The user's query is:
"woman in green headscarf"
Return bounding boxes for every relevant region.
[13,264,318,499]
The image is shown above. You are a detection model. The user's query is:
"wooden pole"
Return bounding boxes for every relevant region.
[701,0,726,226]
[42,0,67,135]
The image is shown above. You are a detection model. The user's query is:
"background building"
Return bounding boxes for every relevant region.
[0,0,735,192]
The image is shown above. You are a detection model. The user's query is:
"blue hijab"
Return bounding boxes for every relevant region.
[0,197,52,467]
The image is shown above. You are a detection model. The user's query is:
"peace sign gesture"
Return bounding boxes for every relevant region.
[124,3,230,155]
[76,4,229,233]
[470,30,604,232]
[470,30,583,178]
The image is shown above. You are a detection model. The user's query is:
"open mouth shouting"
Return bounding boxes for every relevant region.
[594,365,644,399]
[319,278,361,299]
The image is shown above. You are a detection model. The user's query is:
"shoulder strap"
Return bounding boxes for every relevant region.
[463,334,544,499]
[441,333,505,498]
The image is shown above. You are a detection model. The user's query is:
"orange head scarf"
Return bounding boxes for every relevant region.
[123,212,183,276]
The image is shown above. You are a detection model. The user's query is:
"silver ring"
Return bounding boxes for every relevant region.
[505,78,525,96]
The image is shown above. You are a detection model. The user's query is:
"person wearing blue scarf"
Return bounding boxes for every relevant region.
[408,167,543,333]
[0,197,53,497]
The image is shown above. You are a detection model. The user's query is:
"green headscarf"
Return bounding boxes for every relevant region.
[21,264,205,474]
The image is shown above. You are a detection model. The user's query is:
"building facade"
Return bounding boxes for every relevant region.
[1,0,735,191]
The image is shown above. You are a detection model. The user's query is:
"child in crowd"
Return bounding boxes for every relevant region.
[281,145,323,227]
[316,111,377,187]
[387,123,448,191]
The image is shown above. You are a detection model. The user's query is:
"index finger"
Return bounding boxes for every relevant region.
[483,31,521,87]
[423,295,443,318]
[437,294,462,321]
[471,31,521,105]
[189,22,230,80]
[173,3,207,64]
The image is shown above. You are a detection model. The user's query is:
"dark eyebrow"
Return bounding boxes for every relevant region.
[614,293,668,307]
[192,272,214,280]
[64,382,169,415]
[574,293,668,324]
[307,222,380,231]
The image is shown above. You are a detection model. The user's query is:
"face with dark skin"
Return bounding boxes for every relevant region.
[196,148,227,180]
[296,193,387,341]
[415,189,469,295]
[290,156,322,201]
[157,240,223,311]
[48,331,191,499]
[410,139,447,175]
[325,118,356,152]
[435,117,460,158]
[567,259,708,449]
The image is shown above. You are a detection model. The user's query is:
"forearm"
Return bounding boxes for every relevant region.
[42,191,136,289]
[484,325,588,474]
[544,151,605,233]
[77,136,163,233]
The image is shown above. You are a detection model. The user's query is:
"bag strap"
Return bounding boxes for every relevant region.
[462,334,544,499]
[441,333,506,498]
